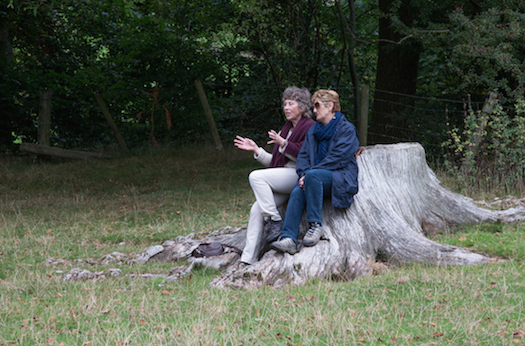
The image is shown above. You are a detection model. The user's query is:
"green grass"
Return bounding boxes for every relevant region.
[1,146,525,345]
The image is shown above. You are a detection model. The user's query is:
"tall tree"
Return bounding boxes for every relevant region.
[369,0,421,144]
[0,26,17,150]
[368,0,524,147]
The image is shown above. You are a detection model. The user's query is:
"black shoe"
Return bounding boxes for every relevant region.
[264,219,283,243]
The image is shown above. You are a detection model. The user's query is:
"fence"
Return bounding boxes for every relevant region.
[205,82,514,161]
[4,83,516,162]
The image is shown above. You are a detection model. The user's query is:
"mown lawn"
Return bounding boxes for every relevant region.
[1,146,524,345]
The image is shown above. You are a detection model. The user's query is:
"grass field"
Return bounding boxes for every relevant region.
[1,146,525,345]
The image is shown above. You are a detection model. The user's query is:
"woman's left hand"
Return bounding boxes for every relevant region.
[267,130,286,147]
[299,175,305,190]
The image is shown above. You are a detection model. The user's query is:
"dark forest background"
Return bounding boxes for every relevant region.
[1,0,524,162]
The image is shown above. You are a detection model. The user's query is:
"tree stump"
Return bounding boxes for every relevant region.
[154,143,525,289]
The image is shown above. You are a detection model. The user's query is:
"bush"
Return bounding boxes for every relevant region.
[443,97,525,194]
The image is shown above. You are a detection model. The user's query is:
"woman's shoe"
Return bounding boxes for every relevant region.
[270,237,297,255]
[303,222,324,247]
[265,219,283,243]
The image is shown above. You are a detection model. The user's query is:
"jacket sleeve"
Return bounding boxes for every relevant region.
[254,148,273,167]
[311,123,359,171]
[295,133,312,177]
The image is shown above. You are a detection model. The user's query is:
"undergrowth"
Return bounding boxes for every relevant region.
[443,98,525,196]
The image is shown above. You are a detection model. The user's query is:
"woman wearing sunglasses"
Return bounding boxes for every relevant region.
[270,89,360,255]
[234,86,316,265]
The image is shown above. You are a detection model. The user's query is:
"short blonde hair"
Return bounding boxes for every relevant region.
[312,89,341,112]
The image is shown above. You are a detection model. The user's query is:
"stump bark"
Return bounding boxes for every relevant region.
[155,143,525,288]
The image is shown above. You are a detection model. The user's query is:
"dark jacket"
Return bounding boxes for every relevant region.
[296,113,359,208]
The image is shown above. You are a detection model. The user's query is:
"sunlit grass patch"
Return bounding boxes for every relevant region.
[432,222,525,261]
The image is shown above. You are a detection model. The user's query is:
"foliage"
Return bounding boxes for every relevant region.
[443,98,525,194]
[446,7,525,105]
[213,0,379,136]
[1,0,523,162]
[379,2,525,163]
[393,1,524,107]
[1,0,233,150]
[0,0,381,151]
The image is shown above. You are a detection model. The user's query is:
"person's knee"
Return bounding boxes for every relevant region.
[248,170,264,186]
[289,185,304,200]
[304,170,320,185]
[305,169,332,186]
[250,201,260,214]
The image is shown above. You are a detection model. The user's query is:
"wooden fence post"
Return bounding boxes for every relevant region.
[94,92,129,153]
[358,85,369,146]
[194,79,223,150]
[460,91,497,174]
[38,90,52,146]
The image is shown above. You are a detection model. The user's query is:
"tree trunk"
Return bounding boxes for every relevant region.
[460,91,498,175]
[194,80,224,151]
[149,143,525,288]
[335,0,359,123]
[94,93,129,153]
[369,0,421,144]
[38,90,52,146]
[0,29,13,63]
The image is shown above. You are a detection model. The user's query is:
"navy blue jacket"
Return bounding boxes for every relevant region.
[296,113,359,208]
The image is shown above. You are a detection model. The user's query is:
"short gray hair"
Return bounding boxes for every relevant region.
[282,86,313,118]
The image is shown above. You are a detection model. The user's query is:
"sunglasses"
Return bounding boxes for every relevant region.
[313,101,330,109]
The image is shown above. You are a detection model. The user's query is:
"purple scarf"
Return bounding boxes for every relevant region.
[269,116,314,168]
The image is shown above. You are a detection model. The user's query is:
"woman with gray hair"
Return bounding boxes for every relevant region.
[234,86,316,265]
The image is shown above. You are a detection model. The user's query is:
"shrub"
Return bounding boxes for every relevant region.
[443,97,525,195]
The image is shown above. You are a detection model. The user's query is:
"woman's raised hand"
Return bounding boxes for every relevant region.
[234,136,260,155]
[267,130,286,147]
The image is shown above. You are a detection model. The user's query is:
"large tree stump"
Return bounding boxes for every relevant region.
[154,143,525,288]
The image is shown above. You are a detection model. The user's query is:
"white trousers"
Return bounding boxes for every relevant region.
[241,167,299,264]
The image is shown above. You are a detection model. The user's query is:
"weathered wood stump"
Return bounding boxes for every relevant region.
[154,143,525,289]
